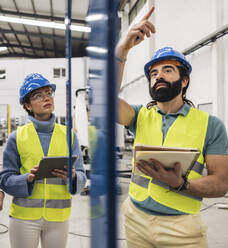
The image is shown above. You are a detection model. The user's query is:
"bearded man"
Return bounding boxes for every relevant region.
[116,6,228,248]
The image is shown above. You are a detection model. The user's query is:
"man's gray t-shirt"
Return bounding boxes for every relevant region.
[128,103,228,215]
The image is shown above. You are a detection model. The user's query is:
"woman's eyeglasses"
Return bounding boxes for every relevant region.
[30,90,55,102]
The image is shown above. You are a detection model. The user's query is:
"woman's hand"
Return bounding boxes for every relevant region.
[27,165,39,183]
[52,166,76,182]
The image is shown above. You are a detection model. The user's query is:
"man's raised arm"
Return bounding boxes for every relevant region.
[115,6,156,126]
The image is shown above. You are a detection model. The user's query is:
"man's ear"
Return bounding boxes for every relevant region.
[182,77,189,89]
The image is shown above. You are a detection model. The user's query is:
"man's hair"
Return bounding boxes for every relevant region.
[146,65,195,109]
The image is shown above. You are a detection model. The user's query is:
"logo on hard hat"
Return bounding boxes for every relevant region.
[156,47,172,58]
[31,73,42,79]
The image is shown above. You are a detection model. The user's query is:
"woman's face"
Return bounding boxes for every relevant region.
[25,86,55,121]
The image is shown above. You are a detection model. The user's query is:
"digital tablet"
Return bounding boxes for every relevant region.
[34,155,78,180]
[134,144,200,176]
[135,150,200,176]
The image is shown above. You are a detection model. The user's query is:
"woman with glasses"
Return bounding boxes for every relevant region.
[0,73,86,248]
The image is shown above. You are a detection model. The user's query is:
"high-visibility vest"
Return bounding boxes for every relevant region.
[10,122,72,222]
[88,125,97,161]
[129,106,209,214]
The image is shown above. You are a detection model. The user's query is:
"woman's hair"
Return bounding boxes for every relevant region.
[22,96,34,116]
[146,65,195,109]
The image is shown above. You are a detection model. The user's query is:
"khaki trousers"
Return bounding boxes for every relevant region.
[9,217,69,248]
[122,198,208,248]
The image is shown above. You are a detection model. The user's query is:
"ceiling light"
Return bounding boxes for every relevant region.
[0,15,91,33]
[86,46,108,54]
[0,73,6,78]
[71,25,91,32]
[86,14,108,22]
[0,46,7,52]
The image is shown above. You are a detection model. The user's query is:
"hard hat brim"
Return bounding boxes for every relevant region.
[144,56,192,80]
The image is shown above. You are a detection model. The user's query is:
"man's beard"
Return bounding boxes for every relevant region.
[149,78,182,102]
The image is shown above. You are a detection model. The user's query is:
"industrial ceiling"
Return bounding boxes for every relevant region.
[0,0,90,58]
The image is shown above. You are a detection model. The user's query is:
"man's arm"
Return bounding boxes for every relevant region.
[72,132,87,194]
[186,155,228,198]
[136,155,228,198]
[116,6,156,126]
[186,117,228,197]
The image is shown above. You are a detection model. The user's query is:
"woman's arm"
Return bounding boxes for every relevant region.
[0,131,34,197]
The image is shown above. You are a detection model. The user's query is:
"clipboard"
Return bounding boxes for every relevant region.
[34,155,78,180]
[134,144,200,176]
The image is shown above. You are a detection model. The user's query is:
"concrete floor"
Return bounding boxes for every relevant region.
[0,145,228,248]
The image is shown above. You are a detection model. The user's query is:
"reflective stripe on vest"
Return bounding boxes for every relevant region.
[13,198,72,209]
[36,178,67,185]
[10,123,73,222]
[190,161,204,175]
[129,106,209,214]
[131,174,201,201]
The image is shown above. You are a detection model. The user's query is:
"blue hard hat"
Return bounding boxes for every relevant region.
[144,47,192,80]
[19,73,56,104]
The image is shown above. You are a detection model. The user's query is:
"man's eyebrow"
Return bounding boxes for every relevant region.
[162,65,176,70]
[150,68,158,74]
[150,65,177,74]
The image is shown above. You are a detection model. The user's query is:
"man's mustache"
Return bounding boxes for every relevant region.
[152,80,171,90]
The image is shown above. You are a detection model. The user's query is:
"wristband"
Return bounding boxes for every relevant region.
[115,56,127,63]
[170,176,190,192]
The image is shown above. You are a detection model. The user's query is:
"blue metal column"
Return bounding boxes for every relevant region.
[87,0,118,247]
[65,0,73,193]
[106,1,118,248]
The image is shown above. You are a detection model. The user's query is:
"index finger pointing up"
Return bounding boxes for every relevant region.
[141,6,155,21]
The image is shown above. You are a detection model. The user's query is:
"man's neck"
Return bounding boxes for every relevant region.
[157,96,184,114]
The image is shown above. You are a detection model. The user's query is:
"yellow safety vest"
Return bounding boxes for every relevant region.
[88,125,97,161]
[10,122,72,222]
[129,106,209,214]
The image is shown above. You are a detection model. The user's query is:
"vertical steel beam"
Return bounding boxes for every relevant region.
[87,0,118,247]
[107,1,118,248]
[65,0,73,193]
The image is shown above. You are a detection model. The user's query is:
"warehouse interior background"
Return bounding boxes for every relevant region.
[0,0,227,148]
[0,0,227,139]
[0,0,228,248]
